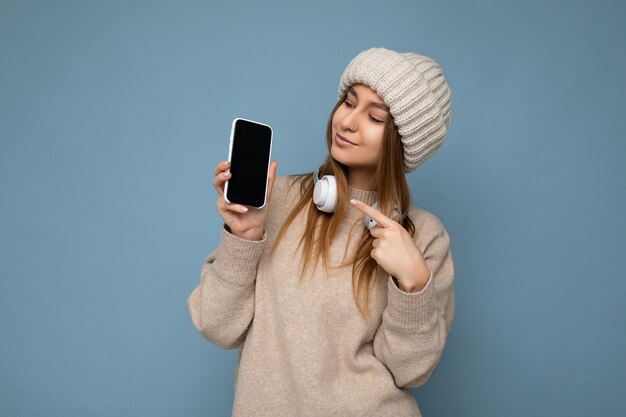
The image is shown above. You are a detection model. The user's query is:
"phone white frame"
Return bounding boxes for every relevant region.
[223,117,273,209]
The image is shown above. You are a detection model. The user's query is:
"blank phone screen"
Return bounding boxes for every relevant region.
[226,119,272,208]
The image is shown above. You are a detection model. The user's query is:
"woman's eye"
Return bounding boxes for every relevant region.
[344,100,383,123]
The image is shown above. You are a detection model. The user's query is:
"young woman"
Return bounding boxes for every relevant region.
[187,47,455,417]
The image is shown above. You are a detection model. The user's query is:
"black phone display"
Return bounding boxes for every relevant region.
[224,118,273,209]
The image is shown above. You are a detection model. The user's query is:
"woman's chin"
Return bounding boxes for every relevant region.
[330,146,349,165]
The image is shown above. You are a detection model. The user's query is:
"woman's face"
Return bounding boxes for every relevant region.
[331,83,390,173]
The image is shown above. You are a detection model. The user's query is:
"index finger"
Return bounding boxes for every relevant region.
[349,199,394,228]
[214,160,230,176]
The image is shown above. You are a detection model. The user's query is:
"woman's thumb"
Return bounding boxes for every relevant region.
[266,160,278,199]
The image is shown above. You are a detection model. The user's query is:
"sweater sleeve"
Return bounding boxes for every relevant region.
[186,225,267,350]
[372,218,455,389]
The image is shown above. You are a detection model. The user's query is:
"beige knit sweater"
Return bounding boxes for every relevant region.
[187,175,455,417]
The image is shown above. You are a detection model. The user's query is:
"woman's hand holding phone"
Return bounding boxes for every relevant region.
[213,160,278,241]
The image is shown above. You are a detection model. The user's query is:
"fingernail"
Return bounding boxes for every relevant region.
[350,199,358,205]
[225,161,230,166]
[240,207,248,213]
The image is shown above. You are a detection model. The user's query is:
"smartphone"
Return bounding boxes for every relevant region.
[224,117,273,209]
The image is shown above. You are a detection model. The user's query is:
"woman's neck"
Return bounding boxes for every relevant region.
[347,167,376,191]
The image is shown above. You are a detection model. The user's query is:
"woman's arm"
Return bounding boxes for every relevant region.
[186,225,267,350]
[187,163,281,350]
[372,219,455,388]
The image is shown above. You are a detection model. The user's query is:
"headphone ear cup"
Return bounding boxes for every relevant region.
[313,174,337,213]
[364,216,378,230]
[363,201,379,229]
[363,203,404,229]
[391,208,402,223]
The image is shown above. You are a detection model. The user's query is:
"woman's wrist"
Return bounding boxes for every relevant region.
[224,224,264,241]
[237,229,264,241]
[395,262,430,293]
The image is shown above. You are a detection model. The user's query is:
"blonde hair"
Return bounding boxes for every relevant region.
[270,88,415,320]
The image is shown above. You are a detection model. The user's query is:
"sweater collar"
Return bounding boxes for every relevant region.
[348,185,377,207]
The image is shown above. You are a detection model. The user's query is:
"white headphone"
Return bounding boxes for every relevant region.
[313,169,406,230]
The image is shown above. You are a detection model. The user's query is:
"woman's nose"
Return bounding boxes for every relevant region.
[340,113,357,131]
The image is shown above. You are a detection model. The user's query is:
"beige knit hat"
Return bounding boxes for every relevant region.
[337,47,452,172]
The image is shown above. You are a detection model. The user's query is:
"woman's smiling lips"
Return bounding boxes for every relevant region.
[336,133,357,147]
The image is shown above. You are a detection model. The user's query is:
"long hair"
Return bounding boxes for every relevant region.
[270,88,415,321]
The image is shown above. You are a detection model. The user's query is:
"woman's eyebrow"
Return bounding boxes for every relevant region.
[348,88,389,112]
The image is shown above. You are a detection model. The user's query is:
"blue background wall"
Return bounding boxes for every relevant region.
[1,0,625,416]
